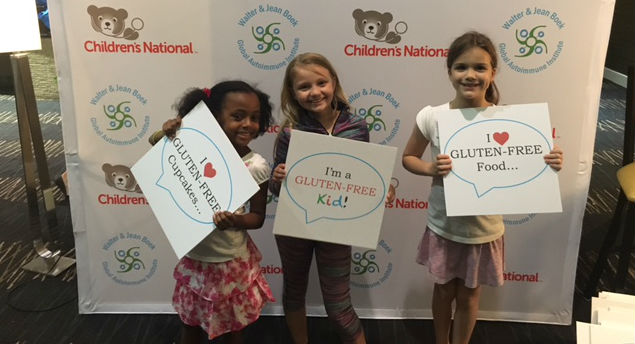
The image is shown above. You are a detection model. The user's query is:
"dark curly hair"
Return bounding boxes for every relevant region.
[173,80,274,136]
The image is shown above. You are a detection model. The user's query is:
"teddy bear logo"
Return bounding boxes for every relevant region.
[87,5,144,40]
[352,9,408,44]
[102,163,142,193]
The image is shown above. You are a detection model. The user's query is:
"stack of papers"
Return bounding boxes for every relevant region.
[577,291,635,344]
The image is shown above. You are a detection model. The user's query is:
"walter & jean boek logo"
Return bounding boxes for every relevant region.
[351,239,393,289]
[499,7,566,74]
[348,87,401,145]
[89,84,150,145]
[102,232,158,285]
[236,4,301,71]
[346,8,445,58]
[503,213,536,226]
[85,5,195,54]
[99,163,148,205]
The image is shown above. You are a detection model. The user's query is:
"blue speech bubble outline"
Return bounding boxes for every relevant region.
[442,119,551,198]
[155,127,233,224]
[284,152,386,224]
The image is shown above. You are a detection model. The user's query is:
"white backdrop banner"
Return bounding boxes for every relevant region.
[49,0,614,323]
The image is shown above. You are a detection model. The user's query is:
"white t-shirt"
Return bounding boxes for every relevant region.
[186,152,269,262]
[415,103,504,244]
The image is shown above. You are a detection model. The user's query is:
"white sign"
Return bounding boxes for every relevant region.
[132,102,259,258]
[0,0,41,53]
[438,103,562,216]
[273,130,397,249]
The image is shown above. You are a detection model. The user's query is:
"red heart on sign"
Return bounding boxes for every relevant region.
[204,162,216,178]
[493,132,509,146]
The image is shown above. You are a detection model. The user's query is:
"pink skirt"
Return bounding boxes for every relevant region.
[416,227,504,288]
[172,237,275,339]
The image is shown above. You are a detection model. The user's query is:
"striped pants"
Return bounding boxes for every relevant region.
[275,235,363,343]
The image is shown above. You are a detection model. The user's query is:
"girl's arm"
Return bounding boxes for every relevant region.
[213,181,268,230]
[269,130,290,196]
[402,125,452,177]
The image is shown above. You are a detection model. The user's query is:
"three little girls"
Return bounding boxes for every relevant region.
[156,31,563,344]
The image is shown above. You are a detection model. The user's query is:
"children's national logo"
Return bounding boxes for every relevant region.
[87,5,144,40]
[351,239,393,289]
[84,5,195,54]
[98,163,148,206]
[346,8,445,58]
[352,9,407,44]
[102,232,158,285]
[236,4,301,70]
[89,84,150,146]
[348,87,401,145]
[499,7,566,74]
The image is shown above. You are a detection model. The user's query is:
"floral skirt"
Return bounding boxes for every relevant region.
[172,237,275,339]
[416,227,504,288]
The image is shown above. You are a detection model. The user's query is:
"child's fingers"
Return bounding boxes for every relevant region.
[436,155,452,176]
[213,211,235,229]
[436,154,452,165]
[162,118,181,138]
[273,163,287,182]
[213,212,223,227]
[544,155,563,171]
[544,146,563,171]
[385,184,396,204]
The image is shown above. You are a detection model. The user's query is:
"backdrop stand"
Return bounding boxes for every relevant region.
[11,52,75,276]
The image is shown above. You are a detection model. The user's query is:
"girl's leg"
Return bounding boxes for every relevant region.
[451,282,481,344]
[179,324,203,344]
[314,242,364,344]
[432,279,458,344]
[275,235,314,344]
[285,307,308,344]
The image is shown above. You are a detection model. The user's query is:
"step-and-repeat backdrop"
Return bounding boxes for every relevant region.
[49,0,614,323]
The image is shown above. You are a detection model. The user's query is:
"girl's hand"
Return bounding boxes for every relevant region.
[435,154,452,176]
[272,163,287,183]
[162,117,182,139]
[213,211,237,230]
[544,145,564,171]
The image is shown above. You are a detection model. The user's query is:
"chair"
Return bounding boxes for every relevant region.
[584,65,635,297]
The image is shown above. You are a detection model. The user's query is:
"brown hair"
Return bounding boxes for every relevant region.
[446,31,500,105]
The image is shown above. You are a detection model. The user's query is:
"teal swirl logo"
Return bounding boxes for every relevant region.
[352,250,380,275]
[357,105,386,132]
[114,247,145,273]
[104,101,137,130]
[252,23,285,54]
[515,25,548,57]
